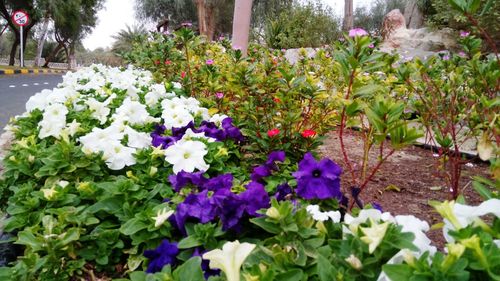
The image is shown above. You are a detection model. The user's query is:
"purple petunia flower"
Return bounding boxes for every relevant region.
[292,153,343,200]
[266,150,285,167]
[172,121,196,139]
[212,189,246,231]
[221,118,244,142]
[460,31,470,37]
[240,181,270,216]
[144,240,179,273]
[169,171,206,191]
[174,190,218,233]
[250,165,272,182]
[203,173,233,191]
[275,183,292,201]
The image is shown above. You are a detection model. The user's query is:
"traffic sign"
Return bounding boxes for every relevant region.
[12,10,29,27]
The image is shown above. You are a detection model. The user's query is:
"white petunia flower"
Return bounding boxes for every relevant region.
[124,126,152,149]
[152,208,174,228]
[86,98,111,125]
[65,119,81,136]
[114,98,152,125]
[164,140,209,174]
[178,128,215,144]
[209,114,229,126]
[360,220,390,254]
[162,108,194,129]
[26,89,52,112]
[306,205,341,223]
[202,241,256,281]
[101,141,137,170]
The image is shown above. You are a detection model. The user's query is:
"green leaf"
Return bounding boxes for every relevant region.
[58,228,80,247]
[382,264,413,281]
[317,254,335,281]
[250,217,282,234]
[172,257,205,281]
[178,235,202,249]
[120,218,149,236]
[467,0,481,13]
[275,269,304,281]
[16,231,43,252]
[129,271,147,281]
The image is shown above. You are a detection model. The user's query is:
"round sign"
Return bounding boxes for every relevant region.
[12,10,29,27]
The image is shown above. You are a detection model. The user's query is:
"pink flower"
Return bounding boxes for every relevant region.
[368,43,375,48]
[348,28,368,37]
[206,59,214,65]
[301,130,317,138]
[215,92,224,99]
[267,129,280,137]
[458,51,467,58]
[181,71,186,79]
[460,31,470,37]
[181,22,192,27]
[165,60,172,65]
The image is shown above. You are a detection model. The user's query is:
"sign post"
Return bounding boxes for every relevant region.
[12,10,29,68]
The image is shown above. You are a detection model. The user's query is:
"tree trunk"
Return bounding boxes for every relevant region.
[8,31,19,66]
[69,43,77,70]
[342,0,354,32]
[35,16,51,67]
[194,0,208,37]
[43,43,64,68]
[232,0,253,55]
[206,4,216,41]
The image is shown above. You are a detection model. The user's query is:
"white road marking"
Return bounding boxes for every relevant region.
[22,84,29,87]
[43,82,49,85]
[9,85,15,88]
[33,83,39,85]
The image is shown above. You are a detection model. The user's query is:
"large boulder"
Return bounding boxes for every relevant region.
[380,9,457,59]
[381,9,406,40]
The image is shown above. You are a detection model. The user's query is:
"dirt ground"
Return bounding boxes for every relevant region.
[318,130,492,249]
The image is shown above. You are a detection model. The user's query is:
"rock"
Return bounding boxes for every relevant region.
[381,9,406,40]
[404,0,424,29]
[380,7,457,59]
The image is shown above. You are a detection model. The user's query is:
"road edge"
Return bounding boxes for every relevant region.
[0,68,67,75]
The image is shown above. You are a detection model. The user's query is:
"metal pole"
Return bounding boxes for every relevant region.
[20,25,24,67]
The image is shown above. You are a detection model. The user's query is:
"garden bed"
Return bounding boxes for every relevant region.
[319,129,490,248]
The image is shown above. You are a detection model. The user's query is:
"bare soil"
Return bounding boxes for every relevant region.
[319,130,491,249]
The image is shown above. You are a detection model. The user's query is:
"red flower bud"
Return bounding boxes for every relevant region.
[181,71,186,79]
[165,60,172,65]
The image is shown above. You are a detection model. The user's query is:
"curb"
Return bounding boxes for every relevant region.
[0,68,67,75]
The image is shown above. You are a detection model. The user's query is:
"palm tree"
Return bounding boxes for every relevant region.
[343,0,354,31]
[111,25,147,55]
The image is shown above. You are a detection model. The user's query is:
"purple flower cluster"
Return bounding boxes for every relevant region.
[144,239,179,273]
[151,117,244,149]
[172,173,270,233]
[250,151,285,182]
[293,153,343,200]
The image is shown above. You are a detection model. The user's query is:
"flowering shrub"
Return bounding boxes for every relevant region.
[124,29,336,164]
[0,64,498,281]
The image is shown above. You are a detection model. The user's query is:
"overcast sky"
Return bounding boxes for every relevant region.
[82,0,374,51]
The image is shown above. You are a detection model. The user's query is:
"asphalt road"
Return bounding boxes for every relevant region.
[0,74,64,130]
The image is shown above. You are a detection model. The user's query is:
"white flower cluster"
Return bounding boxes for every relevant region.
[23,65,221,172]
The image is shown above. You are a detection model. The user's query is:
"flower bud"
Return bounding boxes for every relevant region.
[265,207,280,219]
[345,254,362,270]
[149,166,158,176]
